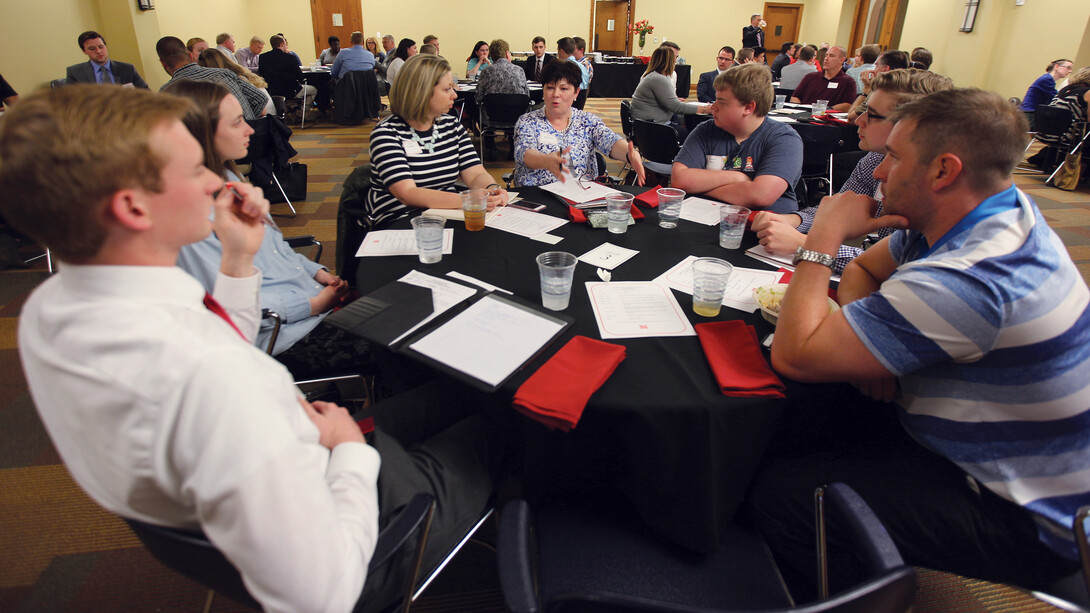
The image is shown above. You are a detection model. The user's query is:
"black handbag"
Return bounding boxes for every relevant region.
[262,162,307,204]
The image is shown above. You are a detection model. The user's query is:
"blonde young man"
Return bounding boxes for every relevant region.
[0,85,500,613]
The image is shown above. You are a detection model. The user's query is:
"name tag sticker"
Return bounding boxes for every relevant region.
[828,82,839,89]
[403,139,424,156]
[539,133,559,146]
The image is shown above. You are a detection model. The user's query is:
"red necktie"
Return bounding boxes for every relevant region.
[203,293,246,339]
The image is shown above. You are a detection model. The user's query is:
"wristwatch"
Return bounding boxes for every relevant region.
[792,247,835,270]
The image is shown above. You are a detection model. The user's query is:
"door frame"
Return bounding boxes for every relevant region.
[848,0,909,55]
[589,0,635,56]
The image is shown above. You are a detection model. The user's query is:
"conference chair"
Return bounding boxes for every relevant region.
[125,492,436,613]
[333,70,382,125]
[238,115,300,216]
[790,122,843,208]
[496,482,916,613]
[631,118,682,180]
[478,93,532,161]
[1017,104,1075,176]
[1030,505,1090,611]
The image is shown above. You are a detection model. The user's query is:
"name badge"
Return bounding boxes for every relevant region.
[538,132,559,146]
[827,82,839,89]
[403,139,423,156]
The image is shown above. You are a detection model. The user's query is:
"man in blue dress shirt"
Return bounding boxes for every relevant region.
[331,31,377,80]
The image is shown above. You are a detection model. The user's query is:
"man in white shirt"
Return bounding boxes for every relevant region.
[0,85,500,613]
[215,32,239,63]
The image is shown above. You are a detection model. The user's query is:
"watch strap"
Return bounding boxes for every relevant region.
[792,247,836,270]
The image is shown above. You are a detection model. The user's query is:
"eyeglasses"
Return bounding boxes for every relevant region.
[716,56,732,62]
[864,107,888,122]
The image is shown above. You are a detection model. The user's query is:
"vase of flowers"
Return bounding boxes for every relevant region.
[630,19,653,56]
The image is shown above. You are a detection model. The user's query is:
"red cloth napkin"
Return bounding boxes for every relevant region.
[512,336,626,431]
[634,189,661,208]
[695,321,785,398]
[356,416,375,435]
[566,203,645,223]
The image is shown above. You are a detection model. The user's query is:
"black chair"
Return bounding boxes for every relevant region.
[125,492,435,612]
[478,93,531,160]
[1031,505,1090,611]
[50,78,68,89]
[632,118,682,179]
[333,70,382,125]
[790,122,843,208]
[775,87,795,100]
[238,115,300,216]
[1018,105,1075,175]
[497,482,916,613]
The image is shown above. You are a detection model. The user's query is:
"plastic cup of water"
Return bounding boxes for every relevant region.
[719,205,749,249]
[606,193,634,234]
[536,251,578,311]
[691,257,733,317]
[410,216,445,264]
[656,188,685,229]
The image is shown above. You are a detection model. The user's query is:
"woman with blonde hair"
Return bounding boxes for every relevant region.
[629,45,708,139]
[367,54,508,228]
[198,48,275,116]
[365,36,385,64]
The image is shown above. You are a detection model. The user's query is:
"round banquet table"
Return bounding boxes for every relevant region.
[354,186,788,552]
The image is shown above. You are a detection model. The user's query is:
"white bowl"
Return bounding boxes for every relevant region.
[752,283,839,325]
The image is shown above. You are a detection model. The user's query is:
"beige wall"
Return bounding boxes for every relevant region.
[2,0,1089,98]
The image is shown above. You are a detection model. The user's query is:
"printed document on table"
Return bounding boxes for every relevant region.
[408,295,565,387]
[678,197,724,226]
[585,281,696,339]
[539,172,624,203]
[486,206,568,237]
[356,229,454,257]
[390,270,479,345]
[745,245,841,282]
[652,256,780,313]
[578,243,639,270]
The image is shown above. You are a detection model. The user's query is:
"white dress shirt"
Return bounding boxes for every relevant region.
[18,264,382,613]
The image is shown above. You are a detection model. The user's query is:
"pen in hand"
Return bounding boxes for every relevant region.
[225,181,279,231]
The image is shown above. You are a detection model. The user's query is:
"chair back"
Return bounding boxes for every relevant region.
[480,93,532,129]
[124,492,435,612]
[631,119,681,166]
[334,69,382,125]
[1035,105,1075,139]
[50,78,68,89]
[619,100,635,140]
[271,95,287,120]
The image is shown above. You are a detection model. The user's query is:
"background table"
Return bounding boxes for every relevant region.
[355,187,784,552]
[513,60,691,99]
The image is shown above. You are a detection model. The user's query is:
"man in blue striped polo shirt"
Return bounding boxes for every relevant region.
[751,88,1089,600]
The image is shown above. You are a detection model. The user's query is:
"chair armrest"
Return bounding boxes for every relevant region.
[824,482,905,572]
[498,499,540,613]
[261,309,282,355]
[369,493,435,572]
[284,235,323,262]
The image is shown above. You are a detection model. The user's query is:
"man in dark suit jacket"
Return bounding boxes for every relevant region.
[741,14,765,49]
[523,36,555,82]
[697,46,735,103]
[259,34,323,112]
[66,31,149,89]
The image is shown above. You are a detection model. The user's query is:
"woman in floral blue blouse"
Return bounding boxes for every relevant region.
[513,61,645,187]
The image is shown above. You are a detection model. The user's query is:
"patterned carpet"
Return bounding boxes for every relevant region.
[0,97,1086,612]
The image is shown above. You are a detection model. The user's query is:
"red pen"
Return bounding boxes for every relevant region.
[225,182,278,231]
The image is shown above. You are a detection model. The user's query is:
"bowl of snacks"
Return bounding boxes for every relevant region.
[752,283,839,325]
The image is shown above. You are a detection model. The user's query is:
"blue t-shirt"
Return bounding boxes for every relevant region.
[843,186,1090,560]
[674,117,803,213]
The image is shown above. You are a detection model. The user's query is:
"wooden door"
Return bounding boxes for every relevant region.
[309,0,363,59]
[592,0,631,56]
[763,3,803,63]
[848,0,908,55]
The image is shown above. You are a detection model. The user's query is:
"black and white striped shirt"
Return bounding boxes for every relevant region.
[366,113,481,227]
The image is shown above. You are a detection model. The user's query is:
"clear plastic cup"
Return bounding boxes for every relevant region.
[719,205,749,249]
[691,257,733,317]
[410,216,445,263]
[812,99,829,115]
[536,251,578,311]
[775,94,786,109]
[606,193,634,234]
[460,189,488,231]
[656,187,685,229]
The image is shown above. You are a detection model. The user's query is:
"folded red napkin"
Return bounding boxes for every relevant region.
[512,335,626,431]
[695,321,785,398]
[634,188,661,208]
[817,113,851,125]
[566,203,645,223]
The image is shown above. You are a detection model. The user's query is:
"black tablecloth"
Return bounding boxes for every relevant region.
[354,187,784,552]
[589,63,691,99]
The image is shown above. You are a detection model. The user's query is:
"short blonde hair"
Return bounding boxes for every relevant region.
[198,48,267,88]
[714,63,773,116]
[870,68,953,105]
[390,54,452,125]
[0,86,193,262]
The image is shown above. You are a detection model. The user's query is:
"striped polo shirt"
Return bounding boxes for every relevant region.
[366,113,481,227]
[843,185,1090,560]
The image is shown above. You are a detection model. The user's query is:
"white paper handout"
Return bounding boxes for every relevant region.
[486,206,568,237]
[408,295,565,387]
[578,243,639,270]
[356,229,454,257]
[678,197,724,226]
[652,256,781,313]
[390,270,479,345]
[585,281,696,339]
[745,245,842,282]
[539,173,624,204]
